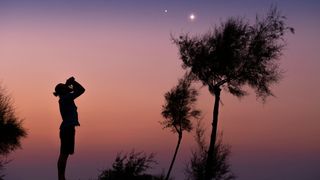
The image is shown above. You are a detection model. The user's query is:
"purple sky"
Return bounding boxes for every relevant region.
[1,0,320,180]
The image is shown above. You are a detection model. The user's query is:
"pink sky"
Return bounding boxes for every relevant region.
[1,1,320,179]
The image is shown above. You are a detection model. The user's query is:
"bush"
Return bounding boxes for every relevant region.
[98,150,157,180]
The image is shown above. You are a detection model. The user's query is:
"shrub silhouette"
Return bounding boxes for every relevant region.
[98,150,158,180]
[185,119,235,180]
[0,86,27,155]
[0,85,27,178]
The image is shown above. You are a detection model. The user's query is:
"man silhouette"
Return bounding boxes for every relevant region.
[53,77,85,180]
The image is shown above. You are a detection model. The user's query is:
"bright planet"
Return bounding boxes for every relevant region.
[189,13,196,21]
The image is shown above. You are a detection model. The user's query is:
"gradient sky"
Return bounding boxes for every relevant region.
[1,0,320,180]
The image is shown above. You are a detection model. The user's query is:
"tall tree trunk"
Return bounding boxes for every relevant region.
[165,133,182,180]
[205,87,221,180]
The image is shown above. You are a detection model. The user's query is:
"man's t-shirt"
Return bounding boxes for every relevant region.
[59,93,80,129]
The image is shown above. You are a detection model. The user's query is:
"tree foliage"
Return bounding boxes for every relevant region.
[173,7,294,100]
[161,73,201,135]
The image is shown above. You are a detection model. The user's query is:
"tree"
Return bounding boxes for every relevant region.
[161,74,201,180]
[173,7,293,179]
[98,150,157,180]
[0,85,27,177]
[185,119,235,180]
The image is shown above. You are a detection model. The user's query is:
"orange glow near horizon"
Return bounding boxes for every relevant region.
[1,2,320,180]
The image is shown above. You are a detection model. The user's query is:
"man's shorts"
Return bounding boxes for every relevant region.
[60,126,75,155]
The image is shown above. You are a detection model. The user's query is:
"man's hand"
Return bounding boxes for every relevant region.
[66,77,75,85]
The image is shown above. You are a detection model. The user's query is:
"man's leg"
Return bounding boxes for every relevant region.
[58,153,69,180]
[58,126,75,180]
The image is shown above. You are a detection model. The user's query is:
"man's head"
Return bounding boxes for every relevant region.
[53,83,71,97]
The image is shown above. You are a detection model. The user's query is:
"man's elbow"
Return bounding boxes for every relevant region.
[80,88,86,94]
